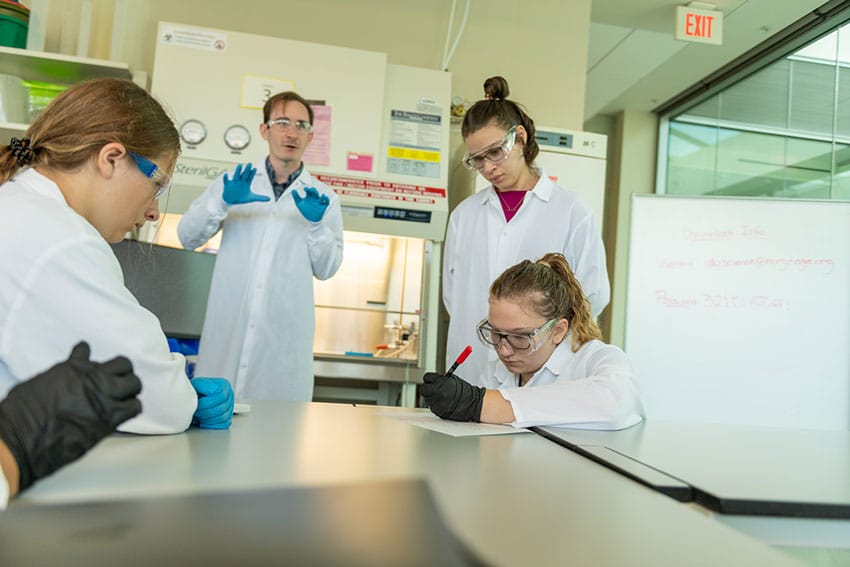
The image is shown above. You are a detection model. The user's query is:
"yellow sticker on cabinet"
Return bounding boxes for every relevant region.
[241,75,296,110]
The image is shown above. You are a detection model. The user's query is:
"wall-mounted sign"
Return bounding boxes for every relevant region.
[241,75,296,110]
[675,4,723,45]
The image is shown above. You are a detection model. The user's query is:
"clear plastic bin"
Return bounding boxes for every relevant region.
[22,80,68,121]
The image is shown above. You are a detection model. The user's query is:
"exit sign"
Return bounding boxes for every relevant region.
[675,5,723,45]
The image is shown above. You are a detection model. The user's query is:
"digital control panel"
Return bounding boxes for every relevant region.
[374,206,431,223]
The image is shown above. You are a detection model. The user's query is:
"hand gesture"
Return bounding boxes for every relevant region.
[222,163,270,205]
[421,372,486,422]
[292,186,330,222]
[0,342,142,491]
[190,377,234,430]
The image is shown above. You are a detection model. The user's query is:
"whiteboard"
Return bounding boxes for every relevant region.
[625,194,850,430]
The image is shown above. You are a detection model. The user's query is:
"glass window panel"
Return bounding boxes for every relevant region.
[781,138,833,199]
[680,95,719,121]
[838,26,850,64]
[795,29,838,63]
[715,130,787,197]
[663,23,850,201]
[719,61,790,128]
[789,60,836,136]
[834,65,850,138]
[832,143,850,200]
[666,122,718,195]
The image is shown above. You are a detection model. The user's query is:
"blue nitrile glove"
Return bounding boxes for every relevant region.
[222,163,270,205]
[190,377,234,429]
[292,186,330,222]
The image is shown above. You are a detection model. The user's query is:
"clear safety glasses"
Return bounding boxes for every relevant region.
[266,117,313,134]
[476,317,557,353]
[462,126,517,170]
[128,151,171,200]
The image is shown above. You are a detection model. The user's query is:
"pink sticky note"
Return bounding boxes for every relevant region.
[347,152,373,172]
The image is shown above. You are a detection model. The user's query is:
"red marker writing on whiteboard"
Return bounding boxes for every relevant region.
[446,345,472,376]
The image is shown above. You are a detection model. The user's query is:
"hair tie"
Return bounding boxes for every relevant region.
[9,137,34,166]
[485,95,504,101]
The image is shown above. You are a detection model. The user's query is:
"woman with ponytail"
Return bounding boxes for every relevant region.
[443,76,610,390]
[424,253,642,429]
[0,78,233,434]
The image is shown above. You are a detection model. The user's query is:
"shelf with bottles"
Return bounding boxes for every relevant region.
[312,230,425,361]
[314,304,421,362]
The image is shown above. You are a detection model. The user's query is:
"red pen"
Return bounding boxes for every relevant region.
[446,345,472,376]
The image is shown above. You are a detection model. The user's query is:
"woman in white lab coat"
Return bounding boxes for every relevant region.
[443,76,610,387]
[423,253,643,429]
[0,78,233,434]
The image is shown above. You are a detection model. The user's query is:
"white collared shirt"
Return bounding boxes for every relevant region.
[483,337,645,430]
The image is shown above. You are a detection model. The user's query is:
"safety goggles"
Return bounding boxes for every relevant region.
[462,126,517,170]
[266,117,313,134]
[476,317,557,353]
[128,151,171,200]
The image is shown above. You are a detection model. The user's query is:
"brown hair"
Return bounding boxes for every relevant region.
[489,252,601,352]
[0,78,179,184]
[461,76,539,166]
[263,91,314,124]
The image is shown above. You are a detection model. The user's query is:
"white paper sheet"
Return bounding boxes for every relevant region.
[378,410,531,437]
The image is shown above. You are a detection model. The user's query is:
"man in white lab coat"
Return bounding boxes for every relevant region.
[178,91,344,401]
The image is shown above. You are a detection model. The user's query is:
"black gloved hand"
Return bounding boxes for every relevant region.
[0,342,142,491]
[421,372,486,422]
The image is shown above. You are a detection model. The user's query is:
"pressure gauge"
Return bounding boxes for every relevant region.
[179,119,207,145]
[224,124,251,151]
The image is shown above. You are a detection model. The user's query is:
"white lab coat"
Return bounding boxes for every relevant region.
[0,169,197,434]
[178,163,343,401]
[484,337,644,429]
[443,171,610,386]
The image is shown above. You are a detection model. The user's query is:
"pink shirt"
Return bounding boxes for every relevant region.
[496,190,526,222]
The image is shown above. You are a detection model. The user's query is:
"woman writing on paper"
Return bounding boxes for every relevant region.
[423,253,643,429]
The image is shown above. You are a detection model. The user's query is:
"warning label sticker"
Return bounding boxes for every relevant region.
[315,174,446,205]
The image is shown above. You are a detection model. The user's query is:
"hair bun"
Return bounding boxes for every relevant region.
[483,76,509,101]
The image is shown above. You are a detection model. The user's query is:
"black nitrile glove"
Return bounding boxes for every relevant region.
[0,342,142,491]
[421,372,486,422]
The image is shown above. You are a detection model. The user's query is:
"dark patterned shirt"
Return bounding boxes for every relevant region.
[265,158,304,201]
